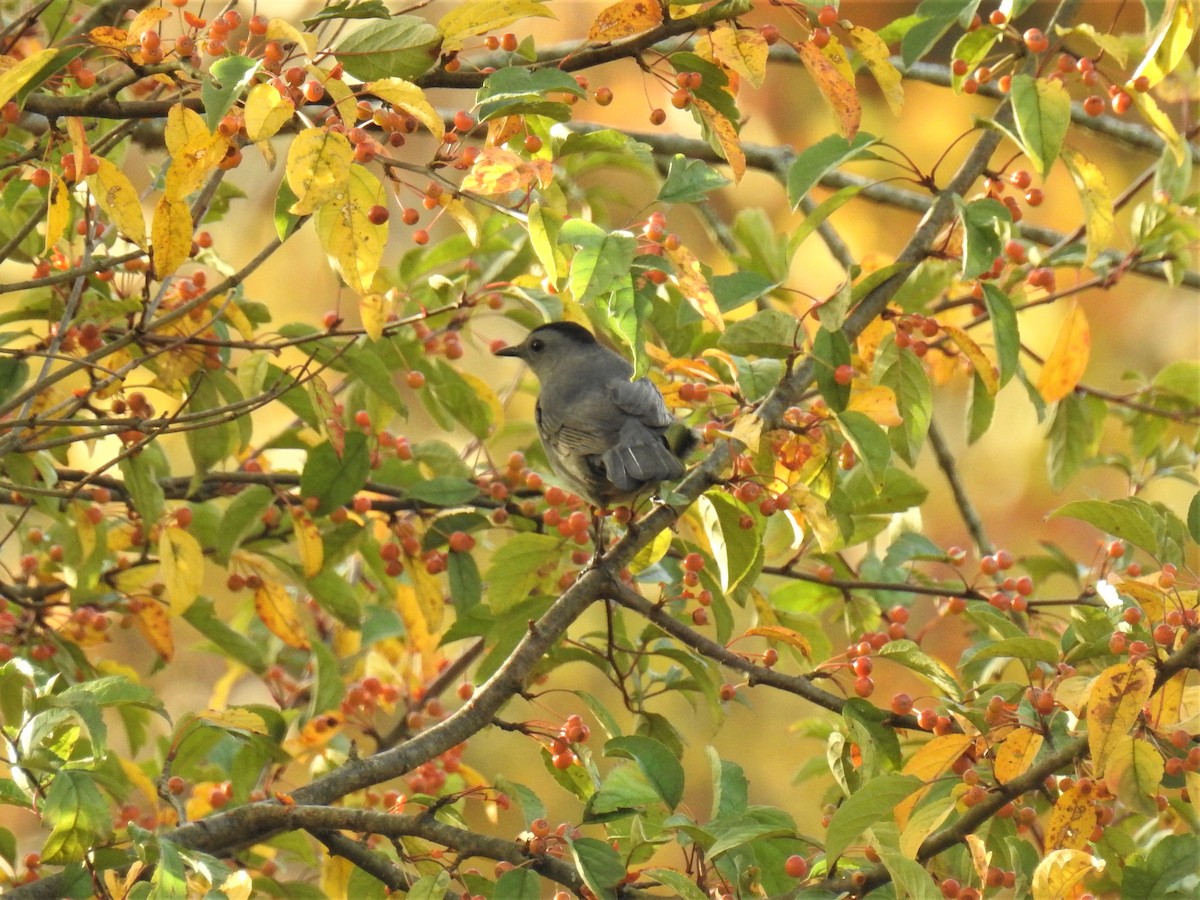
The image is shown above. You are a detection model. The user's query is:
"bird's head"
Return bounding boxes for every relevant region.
[493,322,599,381]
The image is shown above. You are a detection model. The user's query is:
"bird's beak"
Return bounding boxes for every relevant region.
[493,344,523,358]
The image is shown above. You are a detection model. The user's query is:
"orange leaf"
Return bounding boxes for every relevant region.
[994,727,1043,784]
[460,146,535,195]
[794,39,861,139]
[744,625,811,658]
[1037,303,1091,403]
[130,595,174,661]
[88,26,130,48]
[664,241,723,330]
[1045,784,1098,850]
[254,581,311,650]
[1087,658,1154,776]
[587,0,662,42]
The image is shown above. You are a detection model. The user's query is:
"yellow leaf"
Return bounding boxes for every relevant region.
[198,708,269,733]
[1148,670,1187,729]
[129,595,174,660]
[119,756,160,807]
[1087,658,1155,777]
[312,65,358,128]
[820,32,855,85]
[395,583,437,677]
[1104,736,1164,816]
[87,26,130,49]
[744,625,812,658]
[1045,783,1099,850]
[460,146,534,195]
[1115,577,1167,623]
[442,196,479,245]
[1131,88,1187,164]
[165,104,211,155]
[359,292,388,341]
[291,508,324,578]
[963,833,991,884]
[994,727,1044,783]
[286,127,353,215]
[128,7,170,41]
[1187,770,1200,821]
[314,164,387,293]
[942,323,999,396]
[588,0,663,41]
[44,173,69,253]
[321,852,353,900]
[365,77,445,143]
[848,25,904,116]
[439,0,555,53]
[165,127,231,200]
[692,98,745,182]
[66,116,90,175]
[0,48,57,109]
[630,527,672,573]
[847,384,902,426]
[1132,0,1197,88]
[795,39,861,139]
[1036,303,1091,403]
[244,82,295,142]
[664,241,723,330]
[151,195,192,278]
[903,734,974,781]
[1061,149,1113,266]
[729,412,763,451]
[707,22,768,88]
[159,526,204,614]
[1031,849,1104,900]
[254,581,311,649]
[266,18,317,58]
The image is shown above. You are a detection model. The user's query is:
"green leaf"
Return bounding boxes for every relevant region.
[718,309,801,358]
[899,4,961,67]
[812,327,852,411]
[559,219,637,305]
[880,350,932,466]
[825,773,922,861]
[981,283,1020,386]
[1153,360,1200,406]
[567,836,625,900]
[201,56,259,133]
[118,446,167,528]
[309,640,344,716]
[299,431,371,516]
[183,598,267,671]
[0,357,28,405]
[949,25,1000,91]
[1051,499,1161,557]
[1009,73,1071,177]
[40,770,111,863]
[712,271,777,312]
[485,533,561,613]
[964,637,1060,667]
[406,870,451,900]
[185,376,238,479]
[708,747,748,820]
[335,17,442,81]
[493,868,539,900]
[1122,833,1200,899]
[787,132,878,208]
[475,66,586,123]
[406,476,479,506]
[1046,392,1102,490]
[834,466,928,515]
[1187,493,1200,545]
[658,153,730,203]
[707,806,796,858]
[642,867,711,900]
[273,178,302,241]
[303,0,390,26]
[307,569,362,626]
[215,484,273,565]
[967,369,995,444]
[448,551,482,613]
[604,735,684,809]
[876,640,962,700]
[837,411,891,489]
[957,196,1011,280]
[697,490,759,593]
[843,699,902,772]
[0,778,30,808]
[589,764,661,815]
[341,343,408,413]
[788,184,868,260]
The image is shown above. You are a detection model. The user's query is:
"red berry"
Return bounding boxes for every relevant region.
[785,854,809,879]
[817,5,838,27]
[891,692,914,715]
[1023,28,1049,53]
[834,364,853,385]
[367,204,389,225]
[1024,188,1044,207]
[1083,94,1105,116]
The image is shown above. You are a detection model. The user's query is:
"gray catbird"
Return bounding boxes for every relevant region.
[494,322,692,508]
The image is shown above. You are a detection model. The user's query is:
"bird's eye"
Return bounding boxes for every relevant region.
[529,339,544,352]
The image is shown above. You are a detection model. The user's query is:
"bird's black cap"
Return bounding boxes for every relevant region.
[529,322,597,344]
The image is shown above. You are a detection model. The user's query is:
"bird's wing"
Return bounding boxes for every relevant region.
[537,394,618,457]
[609,377,674,429]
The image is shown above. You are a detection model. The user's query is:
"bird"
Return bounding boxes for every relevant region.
[493,322,692,510]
